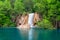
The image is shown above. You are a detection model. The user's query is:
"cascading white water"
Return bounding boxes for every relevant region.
[28,13,34,28]
[28,13,34,40]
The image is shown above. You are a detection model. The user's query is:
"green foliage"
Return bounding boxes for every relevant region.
[33,3,45,13]
[14,0,25,14]
[46,0,57,19]
[33,0,46,13]
[56,1,60,21]
[23,0,34,12]
[0,0,60,28]
[36,19,54,29]
[0,0,15,27]
[56,15,60,21]
[0,0,11,11]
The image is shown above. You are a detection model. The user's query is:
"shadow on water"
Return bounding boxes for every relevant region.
[0,28,60,40]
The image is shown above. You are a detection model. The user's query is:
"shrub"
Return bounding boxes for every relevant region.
[36,19,54,29]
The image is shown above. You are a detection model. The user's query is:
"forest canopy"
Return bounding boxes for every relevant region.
[0,0,60,28]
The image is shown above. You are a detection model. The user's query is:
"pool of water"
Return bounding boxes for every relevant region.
[0,28,60,40]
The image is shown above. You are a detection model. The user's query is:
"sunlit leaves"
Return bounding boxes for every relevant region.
[34,3,45,13]
[0,0,60,27]
[47,0,56,4]
[14,0,24,13]
[4,0,11,10]
[0,0,15,27]
[37,19,53,29]
[0,1,4,11]
[56,15,60,21]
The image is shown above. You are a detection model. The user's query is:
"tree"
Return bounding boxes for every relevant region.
[14,0,25,14]
[0,0,15,27]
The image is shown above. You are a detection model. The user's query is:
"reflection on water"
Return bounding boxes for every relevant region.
[0,28,60,40]
[29,28,33,40]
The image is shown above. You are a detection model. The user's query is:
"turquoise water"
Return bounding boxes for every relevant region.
[0,28,60,40]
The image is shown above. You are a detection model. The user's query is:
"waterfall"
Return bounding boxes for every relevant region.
[28,13,34,28]
[17,13,35,28]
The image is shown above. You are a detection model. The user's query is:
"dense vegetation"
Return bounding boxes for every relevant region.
[0,0,60,28]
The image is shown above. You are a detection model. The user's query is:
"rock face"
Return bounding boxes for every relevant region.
[16,12,41,28]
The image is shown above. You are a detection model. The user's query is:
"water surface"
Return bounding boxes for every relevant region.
[0,28,60,40]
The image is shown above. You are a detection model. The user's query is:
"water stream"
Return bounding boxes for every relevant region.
[28,13,34,28]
